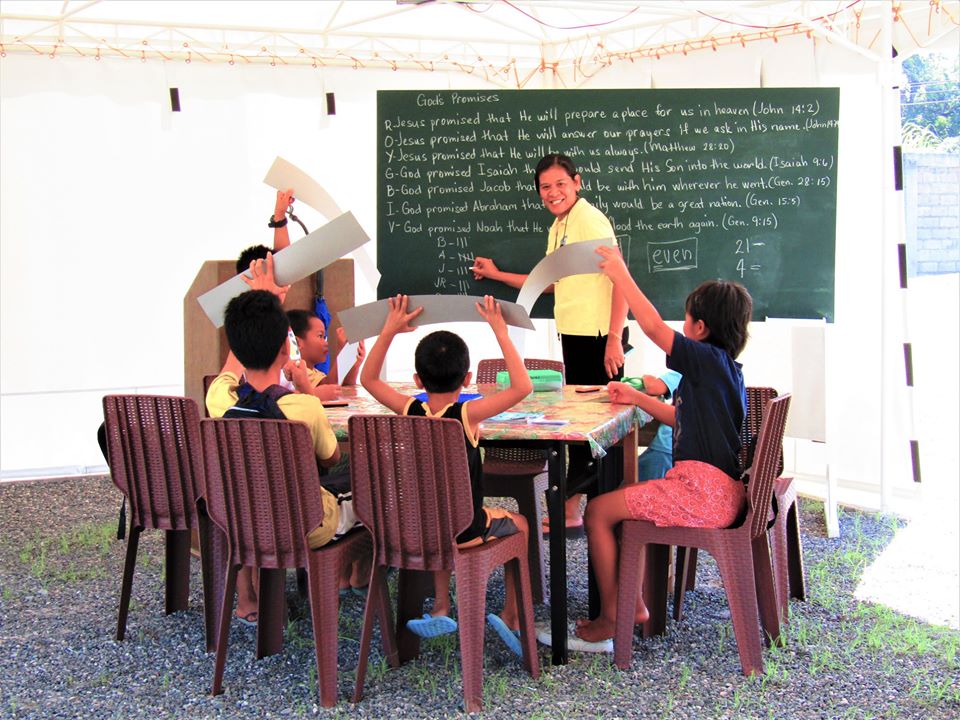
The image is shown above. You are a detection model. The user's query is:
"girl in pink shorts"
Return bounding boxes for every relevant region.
[576,247,753,643]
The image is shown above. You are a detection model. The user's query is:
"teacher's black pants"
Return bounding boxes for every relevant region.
[560,328,627,496]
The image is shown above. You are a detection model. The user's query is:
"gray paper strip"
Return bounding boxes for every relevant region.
[515,238,616,312]
[339,295,534,342]
[197,211,370,328]
[263,156,342,221]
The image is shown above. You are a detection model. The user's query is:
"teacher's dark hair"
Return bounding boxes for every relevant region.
[534,153,579,192]
[685,280,753,359]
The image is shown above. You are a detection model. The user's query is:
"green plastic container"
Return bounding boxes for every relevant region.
[495,369,563,392]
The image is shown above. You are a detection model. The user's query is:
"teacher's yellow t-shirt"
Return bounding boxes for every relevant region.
[546,198,618,336]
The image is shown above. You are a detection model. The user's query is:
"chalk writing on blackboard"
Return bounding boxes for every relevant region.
[378,88,839,321]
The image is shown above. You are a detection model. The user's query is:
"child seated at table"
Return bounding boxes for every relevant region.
[576,246,752,643]
[285,309,365,402]
[619,371,683,482]
[206,256,366,624]
[360,294,533,654]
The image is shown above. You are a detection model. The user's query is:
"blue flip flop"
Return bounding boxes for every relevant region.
[406,613,458,638]
[486,613,522,657]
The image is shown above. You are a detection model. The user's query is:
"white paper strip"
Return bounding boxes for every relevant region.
[339,295,534,342]
[514,238,616,312]
[198,211,370,328]
[336,342,361,384]
[263,156,342,222]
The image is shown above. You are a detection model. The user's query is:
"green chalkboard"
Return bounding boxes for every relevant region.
[377,88,838,322]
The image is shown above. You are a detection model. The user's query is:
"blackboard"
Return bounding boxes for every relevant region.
[377,88,838,322]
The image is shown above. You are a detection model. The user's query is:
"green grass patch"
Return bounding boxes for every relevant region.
[17,521,117,586]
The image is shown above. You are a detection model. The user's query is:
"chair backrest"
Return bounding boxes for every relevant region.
[202,373,219,418]
[740,387,784,476]
[476,358,564,466]
[102,394,204,532]
[475,358,565,384]
[746,394,791,539]
[200,417,326,569]
[348,415,474,572]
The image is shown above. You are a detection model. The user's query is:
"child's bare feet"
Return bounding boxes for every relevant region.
[574,616,616,643]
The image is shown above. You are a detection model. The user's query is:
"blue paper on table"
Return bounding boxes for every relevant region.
[485,411,544,423]
[414,392,482,403]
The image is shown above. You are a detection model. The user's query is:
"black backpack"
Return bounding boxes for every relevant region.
[223,383,292,420]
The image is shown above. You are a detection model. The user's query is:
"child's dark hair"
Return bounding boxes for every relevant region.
[224,290,289,370]
[287,308,321,340]
[533,153,579,192]
[236,245,271,274]
[415,330,470,393]
[685,280,753,359]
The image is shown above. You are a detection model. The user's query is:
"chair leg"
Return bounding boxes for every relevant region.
[199,514,228,653]
[455,567,488,714]
[512,480,548,604]
[786,502,807,601]
[396,569,430,663]
[164,528,191,615]
[256,567,287,659]
[305,560,341,708]
[752,536,782,647]
[685,548,699,590]
[354,564,395,704]
[642,544,671,638]
[673,546,691,621]
[511,555,540,679]
[713,548,764,676]
[769,515,791,629]
[116,525,141,641]
[613,526,644,670]
[211,565,239,696]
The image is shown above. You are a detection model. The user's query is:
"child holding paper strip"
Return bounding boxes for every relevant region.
[360,294,533,655]
[576,246,752,642]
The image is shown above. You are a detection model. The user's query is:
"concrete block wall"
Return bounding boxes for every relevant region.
[904,152,960,276]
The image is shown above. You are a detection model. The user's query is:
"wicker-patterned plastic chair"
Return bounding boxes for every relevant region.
[200,417,372,707]
[614,394,791,676]
[349,415,539,714]
[102,394,215,647]
[770,474,807,618]
[673,386,779,617]
[476,358,563,604]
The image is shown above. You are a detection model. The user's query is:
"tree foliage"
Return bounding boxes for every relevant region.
[900,51,959,151]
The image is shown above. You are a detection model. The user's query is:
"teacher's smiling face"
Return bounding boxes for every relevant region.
[537,165,581,219]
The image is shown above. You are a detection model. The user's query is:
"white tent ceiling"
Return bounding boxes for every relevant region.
[1,1,956,88]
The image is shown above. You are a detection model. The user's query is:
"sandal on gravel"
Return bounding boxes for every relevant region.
[236,612,258,627]
[406,613,457,638]
[486,613,522,657]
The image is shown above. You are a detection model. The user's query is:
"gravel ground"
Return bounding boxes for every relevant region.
[1,476,957,719]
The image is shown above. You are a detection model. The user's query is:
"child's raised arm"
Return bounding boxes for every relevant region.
[465,296,533,426]
[360,294,424,414]
[596,246,674,355]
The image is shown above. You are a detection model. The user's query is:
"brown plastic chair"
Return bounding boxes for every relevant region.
[673,386,780,619]
[102,394,216,647]
[613,394,791,676]
[476,358,563,604]
[349,415,539,714]
[770,475,807,617]
[200,417,373,707]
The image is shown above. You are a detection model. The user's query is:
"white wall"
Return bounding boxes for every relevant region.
[0,38,913,505]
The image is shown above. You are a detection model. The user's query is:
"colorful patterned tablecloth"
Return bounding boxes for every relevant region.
[325,383,653,458]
